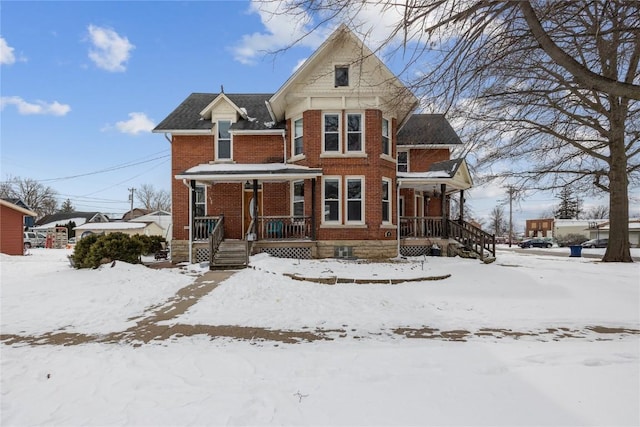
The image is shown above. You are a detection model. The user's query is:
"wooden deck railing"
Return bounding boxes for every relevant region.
[448,219,495,260]
[208,215,224,262]
[193,216,220,241]
[400,216,444,238]
[256,216,312,240]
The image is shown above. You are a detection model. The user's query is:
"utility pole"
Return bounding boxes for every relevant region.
[128,188,135,218]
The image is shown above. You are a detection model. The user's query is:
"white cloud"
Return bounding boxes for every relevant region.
[0,37,16,65]
[114,112,155,135]
[87,25,135,72]
[0,96,71,116]
[232,1,330,65]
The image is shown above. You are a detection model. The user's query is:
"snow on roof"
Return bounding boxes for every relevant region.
[397,171,452,179]
[185,163,315,174]
[34,217,89,229]
[74,222,147,230]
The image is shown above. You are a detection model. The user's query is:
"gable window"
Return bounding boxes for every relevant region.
[335,66,349,87]
[323,177,341,223]
[346,113,363,152]
[382,118,390,156]
[194,184,206,217]
[397,151,408,172]
[292,180,305,217]
[293,118,303,156]
[346,177,364,223]
[323,113,340,152]
[216,120,232,160]
[382,178,391,223]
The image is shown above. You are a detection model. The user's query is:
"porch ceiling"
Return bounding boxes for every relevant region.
[398,157,473,194]
[175,162,323,183]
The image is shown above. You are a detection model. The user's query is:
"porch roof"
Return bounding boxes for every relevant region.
[175,163,323,183]
[397,158,473,193]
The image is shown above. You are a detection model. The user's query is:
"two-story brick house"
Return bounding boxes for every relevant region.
[154,25,493,266]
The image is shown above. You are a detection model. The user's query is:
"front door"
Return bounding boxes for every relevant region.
[243,189,262,236]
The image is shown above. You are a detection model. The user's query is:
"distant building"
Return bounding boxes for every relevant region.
[525,218,554,238]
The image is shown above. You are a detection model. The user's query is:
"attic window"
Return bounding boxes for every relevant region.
[335,66,349,87]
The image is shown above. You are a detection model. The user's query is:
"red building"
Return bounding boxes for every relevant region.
[154,26,493,265]
[0,199,37,255]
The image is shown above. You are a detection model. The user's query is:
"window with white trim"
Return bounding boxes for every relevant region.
[346,177,364,223]
[382,118,390,156]
[382,178,391,223]
[323,177,341,223]
[335,65,349,87]
[292,180,304,217]
[323,113,340,152]
[292,118,303,156]
[194,184,206,217]
[397,151,408,172]
[346,113,363,152]
[216,120,232,160]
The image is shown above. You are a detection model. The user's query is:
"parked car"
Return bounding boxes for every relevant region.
[581,238,608,248]
[519,238,553,248]
[23,231,46,248]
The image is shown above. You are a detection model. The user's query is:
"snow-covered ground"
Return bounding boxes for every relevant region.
[1,248,639,426]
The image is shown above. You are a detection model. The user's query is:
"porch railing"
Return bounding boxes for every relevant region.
[448,219,496,260]
[400,216,444,238]
[208,215,225,262]
[194,216,220,241]
[257,216,312,240]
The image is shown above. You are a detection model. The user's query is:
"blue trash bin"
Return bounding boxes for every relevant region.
[569,245,582,257]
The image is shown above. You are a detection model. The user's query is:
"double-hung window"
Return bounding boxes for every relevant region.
[346,177,364,223]
[292,181,304,217]
[323,113,340,153]
[382,118,390,156]
[382,178,391,223]
[293,118,303,156]
[397,151,408,172]
[323,177,341,223]
[216,120,232,160]
[346,113,363,152]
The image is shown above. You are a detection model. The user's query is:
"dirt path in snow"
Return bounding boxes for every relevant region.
[1,269,638,346]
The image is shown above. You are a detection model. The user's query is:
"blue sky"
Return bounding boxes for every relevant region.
[1,1,635,230]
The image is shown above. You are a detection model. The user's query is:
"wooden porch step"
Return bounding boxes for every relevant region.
[211,240,248,270]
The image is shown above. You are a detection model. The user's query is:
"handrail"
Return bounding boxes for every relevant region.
[399,216,444,238]
[447,219,495,260]
[256,216,312,240]
[208,215,224,264]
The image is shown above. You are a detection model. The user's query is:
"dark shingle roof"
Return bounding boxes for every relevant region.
[153,93,283,132]
[36,212,106,227]
[397,114,462,146]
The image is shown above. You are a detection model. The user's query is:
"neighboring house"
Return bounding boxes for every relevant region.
[74,221,164,239]
[35,212,110,230]
[0,198,38,255]
[122,208,151,221]
[553,219,608,241]
[525,218,555,238]
[153,25,491,264]
[129,210,172,240]
[3,198,36,228]
[593,219,640,247]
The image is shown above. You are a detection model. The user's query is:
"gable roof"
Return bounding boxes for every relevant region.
[0,198,37,217]
[153,93,282,133]
[35,212,108,227]
[268,24,418,125]
[397,114,463,146]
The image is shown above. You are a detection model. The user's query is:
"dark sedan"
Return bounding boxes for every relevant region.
[519,238,553,248]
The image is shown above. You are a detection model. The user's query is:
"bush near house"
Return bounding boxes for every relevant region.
[71,233,165,269]
[556,233,589,247]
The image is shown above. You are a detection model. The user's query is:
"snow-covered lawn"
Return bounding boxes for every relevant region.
[1,248,639,426]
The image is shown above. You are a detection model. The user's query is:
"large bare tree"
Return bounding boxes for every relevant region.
[135,184,171,212]
[0,176,58,218]
[258,0,639,261]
